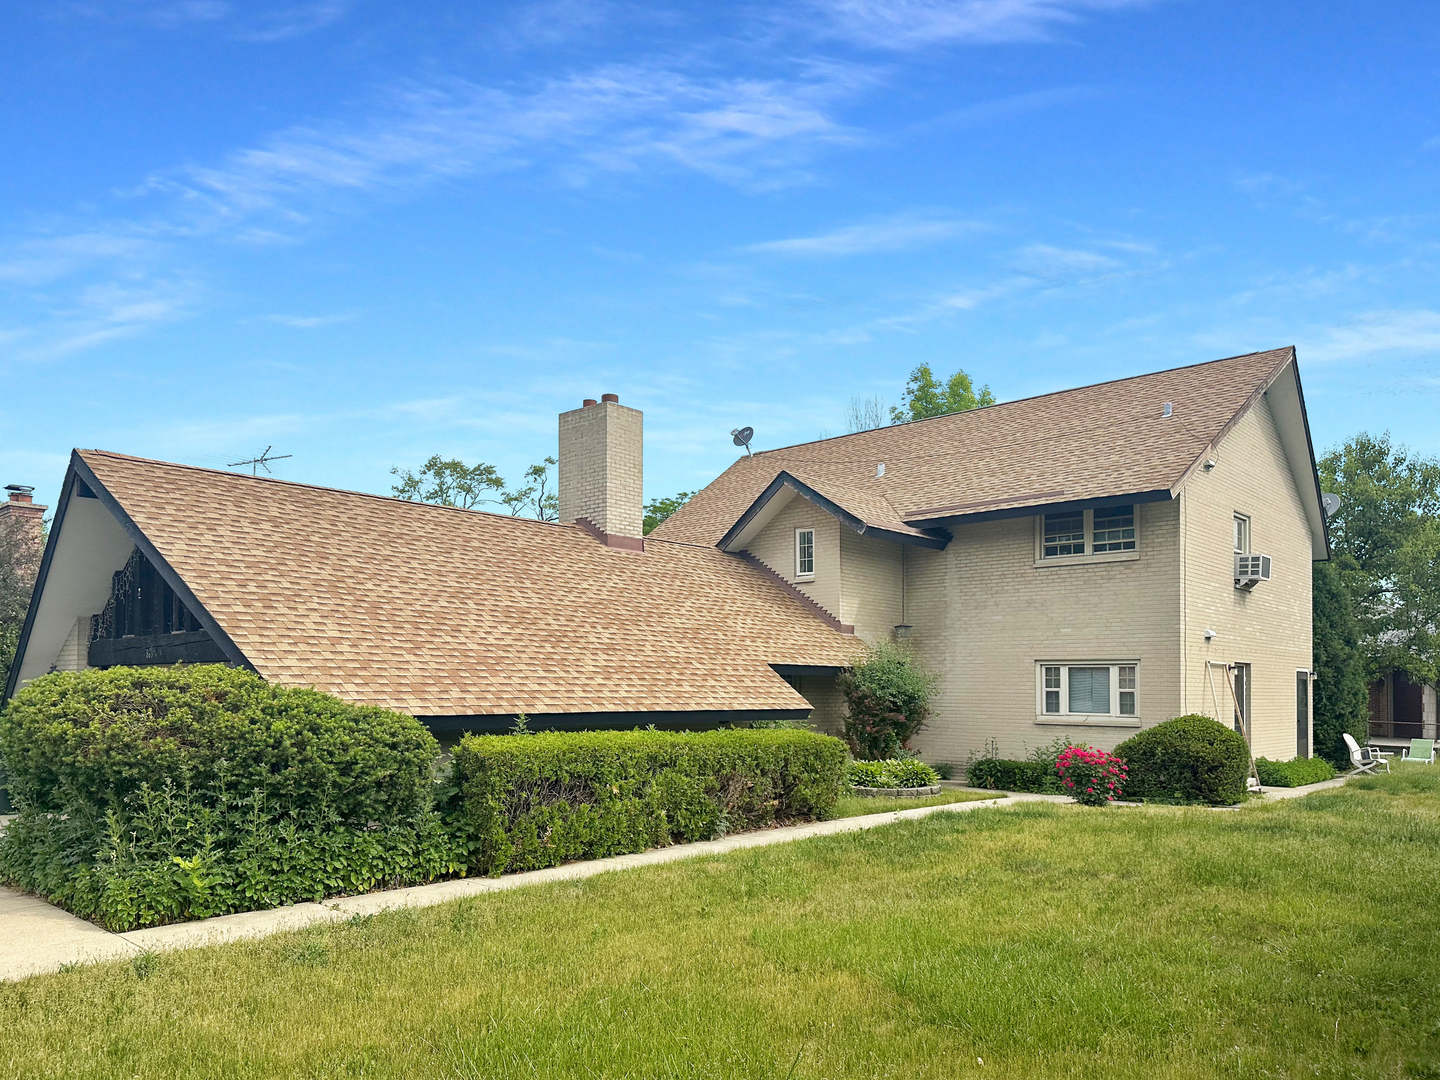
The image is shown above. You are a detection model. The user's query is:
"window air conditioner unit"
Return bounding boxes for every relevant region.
[1234,553,1272,590]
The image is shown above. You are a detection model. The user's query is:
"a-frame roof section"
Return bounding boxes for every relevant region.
[70,451,858,717]
[719,471,949,553]
[654,347,1329,558]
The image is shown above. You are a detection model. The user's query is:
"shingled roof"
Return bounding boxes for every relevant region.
[655,347,1305,547]
[72,451,858,719]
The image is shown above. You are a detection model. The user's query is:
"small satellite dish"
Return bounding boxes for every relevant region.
[731,426,754,456]
[1321,492,1342,519]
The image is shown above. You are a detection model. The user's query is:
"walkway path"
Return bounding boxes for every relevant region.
[0,776,1351,982]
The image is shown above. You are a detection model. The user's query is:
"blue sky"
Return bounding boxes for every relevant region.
[2,0,1438,511]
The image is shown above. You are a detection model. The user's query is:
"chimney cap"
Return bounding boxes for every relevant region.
[601,393,619,404]
[5,484,34,502]
[583,398,598,407]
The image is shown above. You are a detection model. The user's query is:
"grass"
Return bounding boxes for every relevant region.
[1,769,1437,1079]
[831,788,998,817]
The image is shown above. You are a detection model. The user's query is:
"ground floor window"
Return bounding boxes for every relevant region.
[1037,662,1139,718]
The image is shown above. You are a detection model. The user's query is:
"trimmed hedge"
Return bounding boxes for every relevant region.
[0,666,460,930]
[966,758,1061,794]
[1255,756,1337,787]
[453,729,847,876]
[1114,715,1250,805]
[847,758,940,789]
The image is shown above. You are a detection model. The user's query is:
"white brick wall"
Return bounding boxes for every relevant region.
[557,400,643,538]
[743,496,843,623]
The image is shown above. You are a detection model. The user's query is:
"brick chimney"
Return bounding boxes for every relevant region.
[558,394,643,550]
[0,485,46,556]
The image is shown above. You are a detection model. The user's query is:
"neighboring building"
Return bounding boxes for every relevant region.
[655,346,1331,764]
[7,347,1331,765]
[1368,670,1438,748]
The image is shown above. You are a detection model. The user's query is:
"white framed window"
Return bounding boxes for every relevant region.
[1036,662,1140,721]
[1233,513,1251,554]
[1037,505,1138,562]
[795,528,815,579]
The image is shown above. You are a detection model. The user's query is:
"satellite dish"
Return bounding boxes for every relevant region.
[1321,492,1342,519]
[731,426,754,456]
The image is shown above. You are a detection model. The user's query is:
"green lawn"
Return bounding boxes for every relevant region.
[831,787,999,817]
[2,769,1437,1079]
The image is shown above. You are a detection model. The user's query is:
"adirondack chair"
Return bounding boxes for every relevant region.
[1343,733,1390,774]
[1402,739,1435,765]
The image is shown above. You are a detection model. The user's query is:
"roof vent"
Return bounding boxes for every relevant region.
[876,462,885,478]
[1162,402,1173,418]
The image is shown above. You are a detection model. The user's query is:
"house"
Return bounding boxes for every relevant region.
[6,346,1331,765]
[653,346,1332,764]
[1367,670,1438,749]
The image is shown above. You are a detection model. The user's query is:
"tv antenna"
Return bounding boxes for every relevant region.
[731,426,754,456]
[228,446,292,476]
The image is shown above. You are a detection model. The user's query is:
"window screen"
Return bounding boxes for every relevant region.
[1068,667,1111,714]
[1043,513,1086,557]
[1043,666,1061,713]
[1093,505,1136,552]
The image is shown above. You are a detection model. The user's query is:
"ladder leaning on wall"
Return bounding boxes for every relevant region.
[1206,660,1264,795]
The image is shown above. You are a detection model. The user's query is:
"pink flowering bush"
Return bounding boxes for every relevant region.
[1055,745,1128,806]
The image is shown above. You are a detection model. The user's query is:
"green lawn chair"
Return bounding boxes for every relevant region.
[1402,739,1435,765]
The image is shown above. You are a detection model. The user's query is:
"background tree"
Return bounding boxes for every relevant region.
[890,364,995,423]
[390,456,504,509]
[644,492,694,535]
[846,394,888,433]
[0,515,43,692]
[1311,561,1369,765]
[391,455,558,521]
[1318,432,1440,686]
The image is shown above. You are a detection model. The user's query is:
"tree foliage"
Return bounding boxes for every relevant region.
[838,639,939,760]
[1312,560,1370,766]
[0,513,44,692]
[890,364,995,423]
[846,394,888,433]
[643,492,694,535]
[391,455,558,521]
[1318,432,1440,684]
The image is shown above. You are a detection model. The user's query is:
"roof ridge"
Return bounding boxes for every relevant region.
[750,346,1294,458]
[77,449,578,531]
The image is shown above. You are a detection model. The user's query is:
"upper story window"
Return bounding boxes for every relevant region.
[1234,513,1251,553]
[795,528,815,578]
[1039,505,1137,561]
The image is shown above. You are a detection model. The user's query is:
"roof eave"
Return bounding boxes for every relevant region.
[719,471,950,551]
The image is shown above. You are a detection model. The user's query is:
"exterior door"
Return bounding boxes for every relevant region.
[1296,671,1310,758]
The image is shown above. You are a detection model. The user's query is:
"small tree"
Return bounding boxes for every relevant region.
[838,640,939,760]
[1312,560,1369,766]
[500,457,559,522]
[846,394,888,433]
[391,455,558,521]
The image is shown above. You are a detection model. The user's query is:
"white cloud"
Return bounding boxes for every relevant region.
[745,213,979,255]
[1302,310,1440,363]
[55,0,348,39]
[261,312,356,328]
[806,0,1153,49]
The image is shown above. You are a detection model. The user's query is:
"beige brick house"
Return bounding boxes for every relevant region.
[8,347,1330,767]
[656,347,1332,764]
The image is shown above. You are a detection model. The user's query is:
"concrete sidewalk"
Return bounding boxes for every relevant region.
[2,792,1051,982]
[0,775,1357,983]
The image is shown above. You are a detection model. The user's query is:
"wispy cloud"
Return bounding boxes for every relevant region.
[55,0,349,40]
[261,312,356,328]
[744,213,979,255]
[1303,309,1440,363]
[805,0,1154,49]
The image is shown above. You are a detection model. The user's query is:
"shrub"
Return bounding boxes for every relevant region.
[1114,715,1250,805]
[839,640,939,760]
[453,728,847,876]
[965,758,1058,793]
[1055,745,1128,806]
[1255,756,1337,787]
[0,666,460,930]
[847,758,940,789]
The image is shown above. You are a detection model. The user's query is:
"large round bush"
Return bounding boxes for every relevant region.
[839,640,939,760]
[1114,715,1250,805]
[0,664,438,821]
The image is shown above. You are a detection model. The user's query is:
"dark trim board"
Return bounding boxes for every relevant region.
[88,630,229,668]
[417,709,812,734]
[720,471,950,552]
[907,488,1173,529]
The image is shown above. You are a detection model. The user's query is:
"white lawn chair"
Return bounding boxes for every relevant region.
[1401,739,1435,765]
[1344,733,1390,775]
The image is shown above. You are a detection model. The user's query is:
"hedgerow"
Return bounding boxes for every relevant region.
[452,728,847,876]
[847,758,940,789]
[0,666,461,930]
[1255,756,1337,787]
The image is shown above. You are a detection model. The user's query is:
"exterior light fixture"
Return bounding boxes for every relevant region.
[1204,628,1216,641]
[894,624,913,639]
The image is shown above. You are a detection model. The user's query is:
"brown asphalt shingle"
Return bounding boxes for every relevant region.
[79,451,859,717]
[655,348,1295,546]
